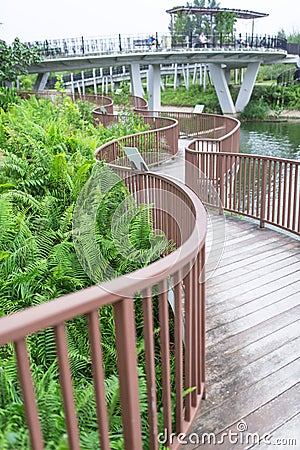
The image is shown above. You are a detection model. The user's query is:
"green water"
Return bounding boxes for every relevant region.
[240,121,300,161]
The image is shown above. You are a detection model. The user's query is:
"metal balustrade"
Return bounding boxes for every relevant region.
[25,32,287,59]
[186,149,300,236]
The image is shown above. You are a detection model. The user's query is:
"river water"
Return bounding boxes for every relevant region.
[240,120,300,161]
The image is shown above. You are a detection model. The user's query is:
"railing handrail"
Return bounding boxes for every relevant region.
[25,31,287,59]
[186,148,300,236]
[94,112,179,164]
[192,150,300,165]
[0,92,208,450]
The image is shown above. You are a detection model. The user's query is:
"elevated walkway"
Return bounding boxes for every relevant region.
[28,31,288,115]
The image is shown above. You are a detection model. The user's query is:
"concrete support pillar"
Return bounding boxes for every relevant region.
[70,73,75,100]
[203,65,208,90]
[235,62,261,112]
[192,64,198,85]
[208,63,236,114]
[34,72,50,91]
[129,63,144,98]
[81,71,85,96]
[148,64,161,111]
[224,68,231,85]
[92,68,97,95]
[173,63,181,90]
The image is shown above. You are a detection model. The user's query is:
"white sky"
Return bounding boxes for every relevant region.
[1,0,299,43]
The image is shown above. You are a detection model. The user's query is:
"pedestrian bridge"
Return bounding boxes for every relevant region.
[27,32,290,114]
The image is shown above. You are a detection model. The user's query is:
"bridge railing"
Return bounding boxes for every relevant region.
[26,32,287,58]
[140,111,240,141]
[186,149,300,236]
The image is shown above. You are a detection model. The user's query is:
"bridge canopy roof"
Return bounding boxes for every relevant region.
[166,6,268,20]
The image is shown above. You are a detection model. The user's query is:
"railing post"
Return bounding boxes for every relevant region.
[114,299,143,450]
[118,34,122,52]
[260,159,267,228]
[14,339,44,450]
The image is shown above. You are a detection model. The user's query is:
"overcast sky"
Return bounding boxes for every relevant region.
[1,0,299,43]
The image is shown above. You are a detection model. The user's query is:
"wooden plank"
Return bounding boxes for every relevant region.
[183,384,300,450]
[206,268,300,309]
[207,281,300,318]
[214,237,296,270]
[201,336,300,413]
[209,250,299,289]
[255,413,300,449]
[207,291,300,346]
[207,281,300,331]
[189,359,300,437]
[206,305,300,360]
[207,321,300,384]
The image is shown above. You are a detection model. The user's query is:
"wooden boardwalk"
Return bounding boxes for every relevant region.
[184,215,300,449]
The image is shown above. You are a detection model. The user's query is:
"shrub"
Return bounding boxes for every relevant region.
[239,97,270,120]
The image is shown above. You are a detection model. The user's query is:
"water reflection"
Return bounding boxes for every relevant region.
[240,121,300,160]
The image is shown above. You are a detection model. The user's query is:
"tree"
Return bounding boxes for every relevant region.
[0,38,42,86]
[214,11,237,36]
[287,31,300,44]
[170,0,222,38]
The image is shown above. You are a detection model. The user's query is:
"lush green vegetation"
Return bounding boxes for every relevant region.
[161,84,222,113]
[0,91,172,449]
[0,39,42,87]
[170,0,238,37]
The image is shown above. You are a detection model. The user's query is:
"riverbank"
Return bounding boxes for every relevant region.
[269,109,300,119]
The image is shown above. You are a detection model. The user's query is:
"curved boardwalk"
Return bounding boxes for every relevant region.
[185,216,300,449]
[156,142,300,449]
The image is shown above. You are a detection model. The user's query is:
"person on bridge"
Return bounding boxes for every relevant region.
[236,33,247,48]
[199,32,208,47]
[148,35,157,50]
[192,32,209,49]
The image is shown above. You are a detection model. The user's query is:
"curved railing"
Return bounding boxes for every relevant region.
[25,32,287,58]
[140,110,240,142]
[94,113,179,167]
[0,92,209,450]
[19,90,115,113]
[186,149,300,236]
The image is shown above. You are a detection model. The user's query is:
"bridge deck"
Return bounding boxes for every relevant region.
[154,143,300,449]
[183,215,300,449]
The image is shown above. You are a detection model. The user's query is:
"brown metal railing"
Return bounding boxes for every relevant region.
[186,150,300,236]
[0,171,206,450]
[136,109,240,141]
[94,114,179,167]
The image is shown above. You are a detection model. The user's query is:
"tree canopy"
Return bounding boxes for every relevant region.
[169,0,238,38]
[0,38,42,86]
